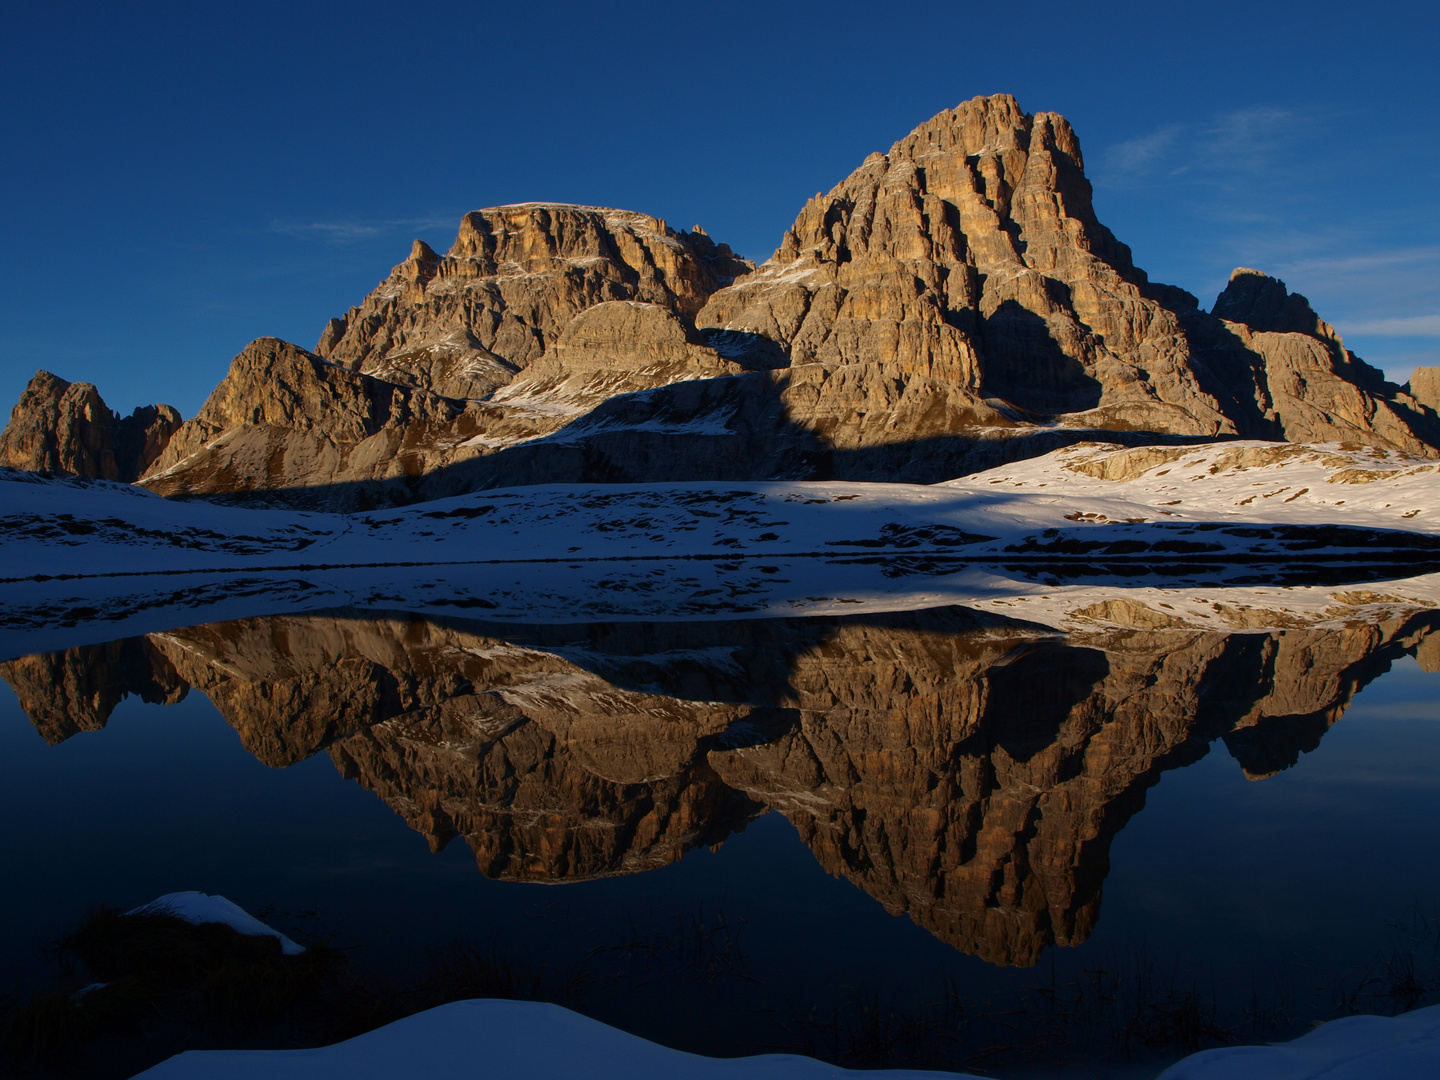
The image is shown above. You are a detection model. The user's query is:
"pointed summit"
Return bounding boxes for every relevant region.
[1213,268,1327,338]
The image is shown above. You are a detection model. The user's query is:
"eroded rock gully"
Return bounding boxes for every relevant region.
[7,606,1436,966]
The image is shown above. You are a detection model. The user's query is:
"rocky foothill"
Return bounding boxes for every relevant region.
[0,371,180,482]
[4,94,1439,506]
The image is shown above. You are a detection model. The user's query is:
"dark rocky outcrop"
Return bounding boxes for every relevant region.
[0,371,181,481]
[1188,269,1438,452]
[1211,267,1330,337]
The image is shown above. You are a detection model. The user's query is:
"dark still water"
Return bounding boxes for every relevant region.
[2,606,1439,1076]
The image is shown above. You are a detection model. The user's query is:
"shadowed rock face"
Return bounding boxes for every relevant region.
[8,607,1436,964]
[1194,269,1437,453]
[1212,268,1329,337]
[0,371,182,481]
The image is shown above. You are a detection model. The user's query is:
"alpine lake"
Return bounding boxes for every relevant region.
[3,569,1439,1079]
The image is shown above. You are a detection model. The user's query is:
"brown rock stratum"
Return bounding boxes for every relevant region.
[4,94,1436,498]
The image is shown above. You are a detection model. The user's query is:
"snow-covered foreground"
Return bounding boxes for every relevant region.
[4,441,1440,658]
[132,996,1440,1080]
[1155,1006,1440,1078]
[114,891,1440,1080]
[133,998,979,1079]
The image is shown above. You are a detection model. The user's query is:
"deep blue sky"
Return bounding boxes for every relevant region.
[2,1,1436,418]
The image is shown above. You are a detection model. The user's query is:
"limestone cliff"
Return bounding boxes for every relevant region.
[297,95,1440,497]
[695,97,1437,464]
[0,371,181,481]
[138,337,488,510]
[315,206,752,399]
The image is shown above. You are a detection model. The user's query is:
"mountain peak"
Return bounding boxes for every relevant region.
[1213,267,1328,337]
[313,204,753,400]
[4,94,1437,499]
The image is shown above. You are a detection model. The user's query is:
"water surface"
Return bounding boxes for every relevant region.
[3,605,1438,1075]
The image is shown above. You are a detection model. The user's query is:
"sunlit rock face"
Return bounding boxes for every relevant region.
[695,96,1438,466]
[0,371,181,481]
[8,97,1432,502]
[8,607,1436,964]
[315,207,753,401]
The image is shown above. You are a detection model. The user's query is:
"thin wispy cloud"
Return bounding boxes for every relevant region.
[1262,243,1440,324]
[268,216,457,244]
[1104,124,1183,175]
[1096,106,1308,187]
[1094,103,1437,362]
[1200,106,1299,168]
[1277,245,1440,276]
[1342,314,1440,337]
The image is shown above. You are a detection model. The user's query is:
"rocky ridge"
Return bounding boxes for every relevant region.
[136,313,752,508]
[315,206,752,399]
[6,607,1435,965]
[139,337,488,508]
[5,94,1439,502]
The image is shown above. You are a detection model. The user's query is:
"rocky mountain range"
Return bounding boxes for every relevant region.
[4,94,1439,507]
[6,607,1435,966]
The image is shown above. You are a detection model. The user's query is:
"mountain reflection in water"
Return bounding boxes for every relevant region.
[4,605,1438,969]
